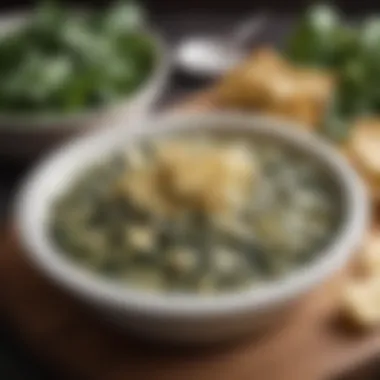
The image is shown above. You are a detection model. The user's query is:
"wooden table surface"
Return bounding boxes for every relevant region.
[1,91,380,380]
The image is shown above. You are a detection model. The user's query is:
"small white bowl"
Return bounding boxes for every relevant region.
[0,12,169,159]
[14,112,369,343]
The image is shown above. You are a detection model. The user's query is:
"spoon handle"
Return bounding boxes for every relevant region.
[231,13,269,49]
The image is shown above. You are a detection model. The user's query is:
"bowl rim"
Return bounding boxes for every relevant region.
[0,11,170,130]
[14,112,369,318]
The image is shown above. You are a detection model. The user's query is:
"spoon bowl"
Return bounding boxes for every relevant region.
[175,36,245,78]
[175,13,268,78]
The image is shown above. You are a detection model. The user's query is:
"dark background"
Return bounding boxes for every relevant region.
[0,0,380,12]
[0,0,374,10]
[144,0,380,13]
[0,1,379,379]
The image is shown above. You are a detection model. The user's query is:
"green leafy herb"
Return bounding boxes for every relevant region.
[286,4,380,141]
[0,1,156,114]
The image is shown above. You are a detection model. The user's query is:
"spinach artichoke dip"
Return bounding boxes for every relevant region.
[50,134,341,294]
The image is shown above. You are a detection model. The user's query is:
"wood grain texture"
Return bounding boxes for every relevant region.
[1,93,380,380]
[1,229,380,380]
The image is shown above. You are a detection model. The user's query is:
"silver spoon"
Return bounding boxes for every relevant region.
[175,13,268,78]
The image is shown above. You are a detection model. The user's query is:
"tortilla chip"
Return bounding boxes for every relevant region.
[215,47,335,129]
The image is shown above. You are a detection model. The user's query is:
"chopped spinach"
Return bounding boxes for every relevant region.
[286,3,380,141]
[0,1,156,114]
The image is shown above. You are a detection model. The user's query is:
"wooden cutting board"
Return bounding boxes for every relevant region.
[1,92,380,380]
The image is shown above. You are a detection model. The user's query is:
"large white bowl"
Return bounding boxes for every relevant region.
[14,112,369,343]
[0,12,169,159]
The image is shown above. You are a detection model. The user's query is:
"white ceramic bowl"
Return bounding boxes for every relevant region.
[14,113,369,343]
[0,12,169,159]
